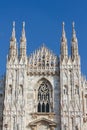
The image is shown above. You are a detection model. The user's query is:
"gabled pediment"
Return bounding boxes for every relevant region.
[27,44,59,75]
[29,44,57,59]
[29,117,57,127]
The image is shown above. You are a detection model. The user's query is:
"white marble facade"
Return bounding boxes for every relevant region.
[1,22,87,130]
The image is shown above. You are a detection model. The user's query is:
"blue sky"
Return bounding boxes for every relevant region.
[0,0,87,77]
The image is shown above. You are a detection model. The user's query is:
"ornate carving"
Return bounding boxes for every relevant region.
[27,45,58,75]
[31,112,55,119]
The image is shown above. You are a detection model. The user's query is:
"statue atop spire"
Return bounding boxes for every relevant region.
[71,22,79,60]
[72,22,77,42]
[61,22,67,42]
[62,22,65,36]
[10,21,16,42]
[20,21,26,42]
[20,22,27,59]
[9,21,18,60]
[60,22,68,61]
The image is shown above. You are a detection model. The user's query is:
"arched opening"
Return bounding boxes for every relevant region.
[37,78,52,113]
[42,103,45,112]
[38,103,41,112]
[46,103,49,112]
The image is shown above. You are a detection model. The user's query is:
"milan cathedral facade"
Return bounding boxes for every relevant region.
[0,22,87,130]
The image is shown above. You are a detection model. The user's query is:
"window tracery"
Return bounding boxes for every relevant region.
[38,81,51,112]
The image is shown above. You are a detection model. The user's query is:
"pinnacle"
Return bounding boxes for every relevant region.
[72,21,75,28]
[62,21,65,31]
[61,22,67,42]
[72,22,77,42]
[10,21,16,42]
[23,21,25,28]
[20,21,26,42]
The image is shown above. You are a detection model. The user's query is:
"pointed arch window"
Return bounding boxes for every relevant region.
[38,81,51,112]
[42,103,45,112]
[46,103,49,112]
[38,103,41,112]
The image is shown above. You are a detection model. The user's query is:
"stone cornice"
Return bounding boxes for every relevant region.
[31,112,55,119]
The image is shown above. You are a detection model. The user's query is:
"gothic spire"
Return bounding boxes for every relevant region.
[9,22,17,60]
[20,21,26,42]
[20,22,27,59]
[72,22,77,43]
[71,22,79,60]
[61,22,67,42]
[60,22,68,61]
[10,21,16,42]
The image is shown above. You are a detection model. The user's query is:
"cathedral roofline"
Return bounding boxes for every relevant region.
[28,43,57,58]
